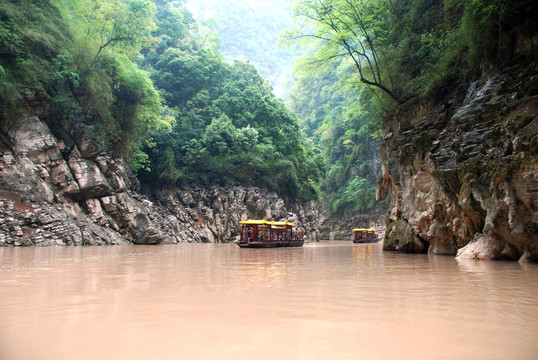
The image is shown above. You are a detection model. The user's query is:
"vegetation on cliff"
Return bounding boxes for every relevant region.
[1,0,536,212]
[138,1,321,200]
[0,0,321,201]
[287,0,538,104]
[0,0,161,161]
[282,0,537,214]
[287,57,384,213]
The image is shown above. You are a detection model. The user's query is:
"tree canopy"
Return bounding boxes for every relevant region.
[287,0,538,104]
[282,0,537,213]
[3,0,535,209]
[0,0,321,201]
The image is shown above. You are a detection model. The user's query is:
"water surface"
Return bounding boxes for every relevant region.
[1,242,537,359]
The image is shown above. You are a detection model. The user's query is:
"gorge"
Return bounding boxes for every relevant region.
[0,0,537,264]
[2,2,538,359]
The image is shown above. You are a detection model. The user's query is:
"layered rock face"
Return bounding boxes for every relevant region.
[319,207,386,241]
[0,94,321,246]
[377,46,538,262]
[151,186,321,243]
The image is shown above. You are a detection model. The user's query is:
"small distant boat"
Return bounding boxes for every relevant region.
[235,219,304,248]
[352,228,378,243]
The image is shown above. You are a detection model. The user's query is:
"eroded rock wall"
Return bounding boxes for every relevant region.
[377,51,538,262]
[318,208,386,241]
[0,93,322,246]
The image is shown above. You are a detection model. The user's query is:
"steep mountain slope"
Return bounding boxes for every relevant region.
[0,0,322,247]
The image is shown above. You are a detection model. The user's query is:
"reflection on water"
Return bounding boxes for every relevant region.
[1,242,537,360]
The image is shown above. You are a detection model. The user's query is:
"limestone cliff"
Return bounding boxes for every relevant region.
[319,208,385,241]
[377,37,538,262]
[0,93,321,246]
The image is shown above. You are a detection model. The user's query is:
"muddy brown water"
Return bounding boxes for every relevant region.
[1,241,537,359]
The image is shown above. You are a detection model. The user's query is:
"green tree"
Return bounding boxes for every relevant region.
[204,114,236,156]
[235,125,259,152]
[152,47,226,108]
[288,52,382,212]
[65,0,156,68]
[286,0,400,102]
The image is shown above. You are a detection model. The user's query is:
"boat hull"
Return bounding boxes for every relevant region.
[352,238,380,243]
[235,240,304,248]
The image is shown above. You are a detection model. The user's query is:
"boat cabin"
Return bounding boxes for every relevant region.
[352,228,377,243]
[236,219,304,248]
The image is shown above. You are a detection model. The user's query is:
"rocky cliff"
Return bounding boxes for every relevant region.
[377,37,538,262]
[0,93,322,246]
[318,207,386,241]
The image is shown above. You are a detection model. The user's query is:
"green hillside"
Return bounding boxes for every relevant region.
[0,0,321,201]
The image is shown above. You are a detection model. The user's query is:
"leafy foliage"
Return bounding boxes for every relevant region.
[288,0,538,103]
[0,0,70,104]
[63,0,157,68]
[0,0,162,171]
[288,55,383,212]
[287,0,400,101]
[133,1,322,200]
[285,0,537,212]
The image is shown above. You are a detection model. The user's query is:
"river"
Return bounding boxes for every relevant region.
[0,241,537,360]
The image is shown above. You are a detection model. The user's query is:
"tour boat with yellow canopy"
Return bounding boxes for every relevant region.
[352,228,378,243]
[236,219,304,248]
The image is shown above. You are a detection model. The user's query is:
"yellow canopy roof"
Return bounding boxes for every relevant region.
[240,219,294,226]
[272,221,294,226]
[240,219,267,225]
[352,228,376,232]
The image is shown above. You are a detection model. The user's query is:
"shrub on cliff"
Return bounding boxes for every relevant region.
[0,0,162,174]
[287,0,538,103]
